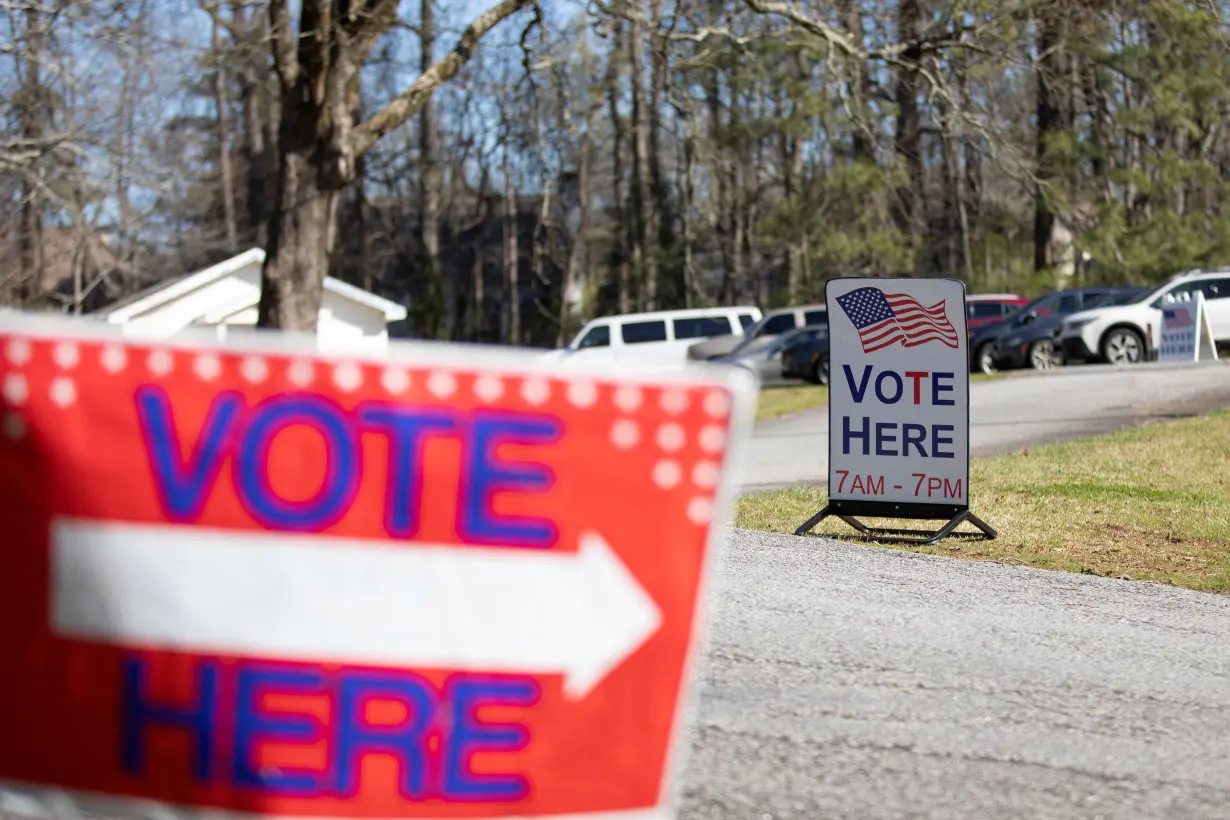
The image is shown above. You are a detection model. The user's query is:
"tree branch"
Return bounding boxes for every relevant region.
[345,0,400,63]
[351,0,535,158]
[268,0,298,88]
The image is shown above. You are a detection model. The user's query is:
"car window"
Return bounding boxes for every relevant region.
[738,313,757,329]
[1111,288,1147,305]
[1056,293,1083,315]
[673,315,733,340]
[1151,281,1202,308]
[621,320,668,344]
[1027,293,1060,318]
[1083,291,1120,310]
[756,313,798,336]
[577,325,609,349]
[803,310,828,325]
[1201,278,1230,300]
[969,303,1005,319]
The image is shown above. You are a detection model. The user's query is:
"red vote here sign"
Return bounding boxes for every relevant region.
[0,318,754,819]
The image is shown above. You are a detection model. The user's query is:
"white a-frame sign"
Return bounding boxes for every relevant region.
[1159,291,1219,363]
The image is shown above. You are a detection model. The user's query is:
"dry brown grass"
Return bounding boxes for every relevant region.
[736,409,1230,592]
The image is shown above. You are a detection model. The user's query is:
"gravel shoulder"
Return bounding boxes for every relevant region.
[681,528,1230,819]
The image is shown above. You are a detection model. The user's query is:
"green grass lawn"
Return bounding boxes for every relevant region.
[736,410,1230,592]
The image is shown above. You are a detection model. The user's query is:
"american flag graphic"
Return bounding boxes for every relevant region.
[1163,307,1194,327]
[835,286,961,353]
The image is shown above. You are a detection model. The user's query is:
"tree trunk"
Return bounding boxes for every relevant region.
[1034,2,1066,272]
[502,127,520,345]
[627,8,656,310]
[681,111,697,309]
[17,2,45,306]
[606,20,631,314]
[213,16,238,252]
[838,0,874,163]
[471,167,490,340]
[257,125,341,330]
[707,68,736,304]
[893,0,925,273]
[557,117,592,346]
[420,0,444,336]
[233,0,271,246]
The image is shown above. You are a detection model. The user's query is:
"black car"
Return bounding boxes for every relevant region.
[781,325,831,384]
[972,287,1142,374]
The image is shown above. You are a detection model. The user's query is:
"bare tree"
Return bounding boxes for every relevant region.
[257,0,536,331]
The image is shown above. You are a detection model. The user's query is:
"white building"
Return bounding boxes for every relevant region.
[95,248,407,354]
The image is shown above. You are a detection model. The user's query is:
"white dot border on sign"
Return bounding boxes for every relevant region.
[610,419,639,450]
[332,362,363,393]
[703,389,732,418]
[473,374,504,403]
[240,356,269,384]
[287,359,315,388]
[147,349,174,377]
[687,496,713,525]
[53,342,79,370]
[2,373,28,407]
[428,371,457,400]
[653,459,682,490]
[381,366,411,395]
[100,345,127,374]
[692,460,720,489]
[194,354,222,382]
[521,377,550,406]
[5,338,32,366]
[655,422,686,453]
[49,376,76,408]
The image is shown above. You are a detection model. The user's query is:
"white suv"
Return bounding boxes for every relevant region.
[1056,269,1230,364]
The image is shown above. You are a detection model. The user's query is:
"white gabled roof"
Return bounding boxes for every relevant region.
[99,248,407,323]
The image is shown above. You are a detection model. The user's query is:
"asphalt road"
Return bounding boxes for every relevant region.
[680,528,1230,820]
[743,360,1230,491]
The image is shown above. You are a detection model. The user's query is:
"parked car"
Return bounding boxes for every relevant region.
[1057,269,1230,364]
[781,326,831,384]
[967,293,1030,331]
[549,306,762,369]
[982,286,1145,372]
[711,325,825,387]
[687,304,828,361]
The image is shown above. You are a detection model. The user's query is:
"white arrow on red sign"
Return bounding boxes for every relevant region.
[50,518,663,700]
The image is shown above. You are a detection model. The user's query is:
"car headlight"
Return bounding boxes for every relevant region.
[1064,318,1095,333]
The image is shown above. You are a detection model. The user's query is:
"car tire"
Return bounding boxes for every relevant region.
[975,343,997,375]
[813,355,830,386]
[1100,327,1145,365]
[1028,339,1060,370]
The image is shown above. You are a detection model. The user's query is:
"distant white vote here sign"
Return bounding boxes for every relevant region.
[825,278,969,507]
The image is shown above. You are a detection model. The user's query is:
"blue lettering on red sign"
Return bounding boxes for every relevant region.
[133,387,563,547]
[233,666,325,794]
[120,655,541,802]
[236,394,361,531]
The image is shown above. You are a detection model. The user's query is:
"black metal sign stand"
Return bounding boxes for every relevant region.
[794,499,997,545]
